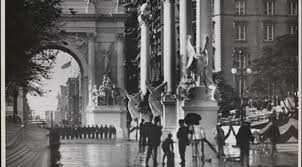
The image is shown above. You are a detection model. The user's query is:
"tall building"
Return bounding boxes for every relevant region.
[66,77,81,126]
[212,0,298,93]
[57,85,68,124]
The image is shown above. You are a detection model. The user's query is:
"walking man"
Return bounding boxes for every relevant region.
[177,119,190,165]
[236,119,254,166]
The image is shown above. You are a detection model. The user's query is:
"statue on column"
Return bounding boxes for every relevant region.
[138,2,152,23]
[103,43,115,75]
[186,35,213,90]
[89,83,99,106]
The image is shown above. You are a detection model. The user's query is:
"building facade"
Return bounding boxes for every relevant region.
[212,0,298,94]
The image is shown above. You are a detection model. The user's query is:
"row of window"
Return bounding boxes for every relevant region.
[234,0,297,15]
[235,23,297,41]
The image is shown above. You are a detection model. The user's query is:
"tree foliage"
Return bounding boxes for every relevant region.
[251,35,298,97]
[6,0,62,96]
[213,72,240,117]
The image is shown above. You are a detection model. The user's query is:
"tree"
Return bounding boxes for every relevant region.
[6,0,62,97]
[213,72,240,117]
[251,35,298,98]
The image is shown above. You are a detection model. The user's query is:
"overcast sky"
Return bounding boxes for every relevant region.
[27,51,79,119]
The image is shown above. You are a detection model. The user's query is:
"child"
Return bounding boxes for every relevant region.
[162,133,174,165]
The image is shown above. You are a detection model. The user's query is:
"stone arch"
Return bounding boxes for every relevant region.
[40,43,89,78]
[39,42,89,114]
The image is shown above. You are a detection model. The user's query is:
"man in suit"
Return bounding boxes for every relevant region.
[145,116,162,166]
[177,119,190,165]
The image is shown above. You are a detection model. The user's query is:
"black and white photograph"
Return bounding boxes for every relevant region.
[1,0,301,167]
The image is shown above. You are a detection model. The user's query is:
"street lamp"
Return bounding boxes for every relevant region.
[231,49,252,124]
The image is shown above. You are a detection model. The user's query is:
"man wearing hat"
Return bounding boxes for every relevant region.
[236,118,254,166]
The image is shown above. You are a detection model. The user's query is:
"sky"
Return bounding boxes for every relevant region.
[27,50,79,119]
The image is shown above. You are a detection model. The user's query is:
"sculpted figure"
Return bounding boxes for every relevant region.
[186,35,213,89]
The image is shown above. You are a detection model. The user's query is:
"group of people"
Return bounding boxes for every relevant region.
[137,114,280,167]
[53,125,117,140]
[138,116,192,166]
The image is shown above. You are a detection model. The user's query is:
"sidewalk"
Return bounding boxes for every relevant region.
[59,139,298,167]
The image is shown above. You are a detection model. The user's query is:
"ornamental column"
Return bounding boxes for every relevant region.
[87,32,96,88]
[163,0,176,94]
[179,0,192,80]
[196,0,213,77]
[87,32,96,108]
[138,7,151,96]
[116,33,125,94]
[162,0,177,139]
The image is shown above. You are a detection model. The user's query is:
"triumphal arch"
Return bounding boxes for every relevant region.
[56,0,129,137]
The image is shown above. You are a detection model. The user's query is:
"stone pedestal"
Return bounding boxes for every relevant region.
[85,105,128,138]
[182,86,218,159]
[162,94,177,140]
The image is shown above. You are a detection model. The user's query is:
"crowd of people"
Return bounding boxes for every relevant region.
[52,125,117,140]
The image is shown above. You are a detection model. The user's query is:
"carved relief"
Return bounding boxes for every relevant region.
[61,32,89,60]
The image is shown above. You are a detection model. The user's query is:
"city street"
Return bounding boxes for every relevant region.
[59,139,298,167]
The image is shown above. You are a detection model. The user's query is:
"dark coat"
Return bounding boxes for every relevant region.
[236,124,254,146]
[147,124,162,146]
[177,126,190,145]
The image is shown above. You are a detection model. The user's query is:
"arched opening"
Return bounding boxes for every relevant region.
[27,46,89,127]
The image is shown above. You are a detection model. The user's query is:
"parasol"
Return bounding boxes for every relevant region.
[184,113,202,126]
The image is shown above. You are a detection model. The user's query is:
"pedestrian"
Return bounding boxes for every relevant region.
[87,125,91,139]
[95,125,99,139]
[79,125,83,139]
[112,126,116,139]
[104,125,109,139]
[236,118,254,166]
[177,119,190,165]
[83,125,87,139]
[91,125,95,139]
[99,125,104,139]
[162,133,174,165]
[267,112,281,156]
[109,125,113,139]
[139,119,146,152]
[145,116,162,166]
[213,122,225,158]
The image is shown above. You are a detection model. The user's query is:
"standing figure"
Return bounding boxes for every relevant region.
[145,117,162,166]
[91,125,95,139]
[213,122,225,158]
[162,133,174,165]
[236,119,254,166]
[83,125,87,139]
[87,125,91,139]
[267,111,280,156]
[95,125,99,139]
[177,119,190,165]
[99,125,104,139]
[104,125,109,139]
[109,125,113,139]
[112,126,116,139]
[139,119,146,152]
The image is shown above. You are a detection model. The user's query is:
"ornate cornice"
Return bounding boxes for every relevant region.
[60,13,131,22]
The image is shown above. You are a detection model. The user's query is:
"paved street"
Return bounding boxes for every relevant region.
[59,139,298,167]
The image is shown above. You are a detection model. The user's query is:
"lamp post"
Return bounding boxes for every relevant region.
[231,49,252,124]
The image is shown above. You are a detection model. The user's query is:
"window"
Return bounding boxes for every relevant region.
[235,23,246,41]
[289,24,298,34]
[263,24,274,41]
[235,0,246,15]
[264,1,274,15]
[288,1,297,15]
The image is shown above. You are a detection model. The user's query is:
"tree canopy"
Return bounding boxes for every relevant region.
[213,72,240,117]
[6,0,62,96]
[250,34,298,98]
